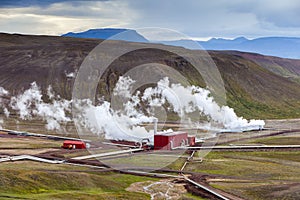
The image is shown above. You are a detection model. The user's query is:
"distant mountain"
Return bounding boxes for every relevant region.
[200,37,300,59]
[62,28,148,43]
[159,36,300,59]
[201,37,249,48]
[62,28,300,59]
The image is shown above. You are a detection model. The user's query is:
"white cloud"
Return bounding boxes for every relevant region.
[0,1,136,35]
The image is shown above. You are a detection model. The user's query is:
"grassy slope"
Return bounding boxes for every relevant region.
[210,52,300,119]
[228,51,300,82]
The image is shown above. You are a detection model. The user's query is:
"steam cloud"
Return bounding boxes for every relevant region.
[1,83,72,130]
[141,77,265,131]
[0,87,9,129]
[0,76,264,141]
[77,76,264,141]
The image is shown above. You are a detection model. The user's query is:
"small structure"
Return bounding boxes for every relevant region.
[62,140,86,149]
[188,135,196,146]
[154,131,188,150]
[111,140,139,147]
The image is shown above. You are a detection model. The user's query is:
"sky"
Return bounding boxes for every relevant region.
[1,0,300,40]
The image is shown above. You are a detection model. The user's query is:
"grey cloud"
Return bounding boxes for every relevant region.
[226,0,300,28]
[0,0,108,8]
[127,0,259,37]
[127,0,300,38]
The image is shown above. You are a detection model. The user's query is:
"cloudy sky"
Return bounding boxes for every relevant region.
[1,0,300,40]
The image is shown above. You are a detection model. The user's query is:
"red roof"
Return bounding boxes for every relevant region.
[63,140,85,145]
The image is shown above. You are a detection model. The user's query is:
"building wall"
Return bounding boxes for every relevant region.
[62,141,86,149]
[154,132,188,150]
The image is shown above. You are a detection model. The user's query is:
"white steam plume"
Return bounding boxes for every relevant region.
[75,100,154,141]
[0,76,264,140]
[141,77,264,130]
[9,83,72,130]
[0,87,9,96]
[0,87,9,129]
[76,76,264,142]
[65,72,76,78]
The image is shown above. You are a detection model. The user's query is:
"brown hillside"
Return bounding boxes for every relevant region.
[0,33,300,119]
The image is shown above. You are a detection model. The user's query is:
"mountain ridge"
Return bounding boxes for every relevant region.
[61,28,300,59]
[200,36,300,59]
[62,28,149,43]
[161,36,300,59]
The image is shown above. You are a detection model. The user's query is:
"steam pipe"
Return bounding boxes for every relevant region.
[153,117,158,135]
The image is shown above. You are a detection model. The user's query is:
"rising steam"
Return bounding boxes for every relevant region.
[140,77,265,131]
[0,87,9,129]
[1,83,72,130]
[77,76,264,141]
[0,76,264,141]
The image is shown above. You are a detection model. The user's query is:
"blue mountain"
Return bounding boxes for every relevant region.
[62,28,300,59]
[62,28,149,43]
[198,37,300,59]
[159,36,300,59]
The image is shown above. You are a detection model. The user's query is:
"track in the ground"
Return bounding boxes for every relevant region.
[216,129,300,145]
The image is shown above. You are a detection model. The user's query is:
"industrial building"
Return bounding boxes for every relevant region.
[62,140,86,149]
[154,131,195,150]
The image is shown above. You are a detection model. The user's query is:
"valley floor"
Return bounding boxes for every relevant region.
[0,118,299,199]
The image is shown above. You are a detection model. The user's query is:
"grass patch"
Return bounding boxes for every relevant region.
[0,138,61,149]
[182,192,209,200]
[0,161,157,199]
[210,182,300,200]
[184,151,300,180]
[250,136,300,145]
[170,151,300,199]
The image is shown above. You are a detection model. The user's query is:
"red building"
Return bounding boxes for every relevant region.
[154,131,188,150]
[62,140,86,149]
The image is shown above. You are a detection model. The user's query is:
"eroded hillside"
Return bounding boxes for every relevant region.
[1,33,300,119]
